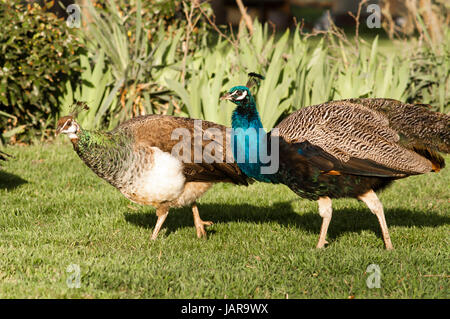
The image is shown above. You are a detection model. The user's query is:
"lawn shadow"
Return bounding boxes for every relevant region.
[124,200,450,243]
[0,170,27,190]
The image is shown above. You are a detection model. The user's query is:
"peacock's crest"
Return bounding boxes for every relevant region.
[246,72,264,89]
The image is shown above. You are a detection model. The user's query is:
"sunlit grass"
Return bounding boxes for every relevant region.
[0,142,448,298]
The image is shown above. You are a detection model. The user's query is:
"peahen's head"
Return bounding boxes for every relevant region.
[56,116,80,139]
[221,86,254,107]
[56,101,88,139]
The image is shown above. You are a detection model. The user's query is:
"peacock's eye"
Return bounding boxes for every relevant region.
[235,90,242,96]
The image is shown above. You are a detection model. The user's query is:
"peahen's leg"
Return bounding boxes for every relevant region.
[192,202,213,239]
[151,206,169,240]
[316,196,332,248]
[358,189,393,250]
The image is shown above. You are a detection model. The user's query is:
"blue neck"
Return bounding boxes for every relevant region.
[231,100,263,131]
[231,99,274,182]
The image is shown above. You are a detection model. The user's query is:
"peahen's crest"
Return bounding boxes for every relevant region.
[69,101,90,118]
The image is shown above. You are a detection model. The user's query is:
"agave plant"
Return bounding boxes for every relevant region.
[83,0,184,123]
[58,49,118,130]
[70,2,449,136]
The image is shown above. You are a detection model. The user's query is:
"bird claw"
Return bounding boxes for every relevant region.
[316,239,329,249]
[195,220,213,239]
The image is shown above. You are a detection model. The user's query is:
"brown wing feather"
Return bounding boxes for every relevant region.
[274,99,446,176]
[346,98,449,171]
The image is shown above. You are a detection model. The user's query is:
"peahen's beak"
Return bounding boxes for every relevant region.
[55,124,63,135]
[55,116,72,136]
[220,92,232,101]
[55,122,66,135]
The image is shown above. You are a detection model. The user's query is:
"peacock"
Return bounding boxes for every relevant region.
[222,74,449,249]
[56,102,248,240]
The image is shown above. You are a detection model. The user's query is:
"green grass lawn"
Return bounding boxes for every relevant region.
[0,141,448,298]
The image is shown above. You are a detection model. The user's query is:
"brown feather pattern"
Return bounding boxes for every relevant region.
[275,99,449,176]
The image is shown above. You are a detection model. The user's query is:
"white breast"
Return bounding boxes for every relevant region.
[128,147,186,204]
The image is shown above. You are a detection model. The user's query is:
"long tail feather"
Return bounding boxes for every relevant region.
[350,98,450,154]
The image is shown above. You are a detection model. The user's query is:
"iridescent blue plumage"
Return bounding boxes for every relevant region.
[228,86,274,182]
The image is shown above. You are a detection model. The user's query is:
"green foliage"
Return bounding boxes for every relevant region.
[0,0,84,142]
[165,38,236,125]
[57,0,190,133]
[75,0,214,124]
[406,28,450,113]
[72,0,189,125]
[1,0,447,142]
[165,20,428,130]
[331,36,409,101]
[58,49,117,130]
[166,22,313,128]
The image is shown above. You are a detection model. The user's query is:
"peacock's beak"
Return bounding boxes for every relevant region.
[220,92,232,101]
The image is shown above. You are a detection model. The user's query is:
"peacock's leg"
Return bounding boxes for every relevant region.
[192,202,213,239]
[151,206,169,240]
[358,189,393,250]
[316,196,332,248]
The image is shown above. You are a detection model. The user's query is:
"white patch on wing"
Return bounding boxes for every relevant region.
[235,90,247,100]
[137,147,186,203]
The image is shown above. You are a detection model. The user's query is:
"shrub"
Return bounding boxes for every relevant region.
[406,29,450,114]
[0,0,84,143]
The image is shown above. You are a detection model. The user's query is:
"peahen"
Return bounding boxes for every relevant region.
[222,76,449,249]
[56,102,248,240]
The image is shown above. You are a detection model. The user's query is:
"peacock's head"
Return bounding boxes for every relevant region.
[221,73,263,108]
[56,116,80,139]
[220,86,253,106]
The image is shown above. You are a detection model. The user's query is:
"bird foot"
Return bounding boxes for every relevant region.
[195,220,213,239]
[316,239,329,249]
